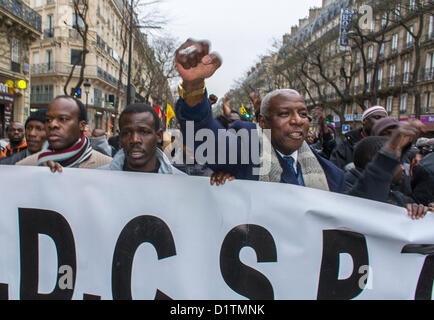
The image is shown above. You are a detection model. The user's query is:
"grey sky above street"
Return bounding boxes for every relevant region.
[153,0,323,100]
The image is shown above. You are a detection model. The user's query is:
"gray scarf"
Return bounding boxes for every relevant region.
[256,124,329,191]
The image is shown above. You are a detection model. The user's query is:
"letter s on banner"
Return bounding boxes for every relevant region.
[111,215,176,300]
[220,224,277,300]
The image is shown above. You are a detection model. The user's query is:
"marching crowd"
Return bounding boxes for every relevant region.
[1,39,433,220]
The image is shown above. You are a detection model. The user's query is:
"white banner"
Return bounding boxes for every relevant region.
[0,166,433,300]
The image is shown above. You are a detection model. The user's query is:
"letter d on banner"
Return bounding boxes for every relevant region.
[19,208,77,300]
[317,230,369,300]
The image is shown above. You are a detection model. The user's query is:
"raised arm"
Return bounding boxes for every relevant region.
[175,39,222,107]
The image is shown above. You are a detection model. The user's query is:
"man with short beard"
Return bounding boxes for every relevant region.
[16,96,112,170]
[99,103,184,175]
[0,121,27,159]
[0,110,47,165]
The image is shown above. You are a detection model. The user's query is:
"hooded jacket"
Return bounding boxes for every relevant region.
[99,147,185,175]
[330,127,363,170]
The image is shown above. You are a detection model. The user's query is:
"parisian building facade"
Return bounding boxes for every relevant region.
[0,0,41,138]
[28,0,166,133]
[240,0,434,133]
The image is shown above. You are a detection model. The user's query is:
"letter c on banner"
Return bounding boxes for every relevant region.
[111,215,176,300]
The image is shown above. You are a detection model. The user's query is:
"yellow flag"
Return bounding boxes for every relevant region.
[166,104,175,128]
[240,104,247,115]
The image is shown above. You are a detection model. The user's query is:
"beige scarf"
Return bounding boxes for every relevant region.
[256,124,330,191]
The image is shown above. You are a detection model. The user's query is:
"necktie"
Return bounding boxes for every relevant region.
[283,156,305,186]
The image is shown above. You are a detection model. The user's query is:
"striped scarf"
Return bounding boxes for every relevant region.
[37,134,93,168]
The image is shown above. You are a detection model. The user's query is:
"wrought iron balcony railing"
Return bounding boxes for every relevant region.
[0,0,42,32]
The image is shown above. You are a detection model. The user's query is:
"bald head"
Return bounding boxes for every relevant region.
[260,89,302,117]
[7,121,25,146]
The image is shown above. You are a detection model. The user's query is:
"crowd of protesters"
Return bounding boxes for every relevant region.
[0,38,433,220]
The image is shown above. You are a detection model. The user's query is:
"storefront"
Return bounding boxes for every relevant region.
[0,80,14,139]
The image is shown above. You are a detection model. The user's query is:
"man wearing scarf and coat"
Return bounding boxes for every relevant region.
[174,39,345,192]
[16,96,112,170]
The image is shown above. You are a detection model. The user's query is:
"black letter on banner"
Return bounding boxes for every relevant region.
[317,230,369,300]
[111,215,176,300]
[401,245,434,300]
[19,208,76,300]
[220,224,277,300]
[0,284,8,300]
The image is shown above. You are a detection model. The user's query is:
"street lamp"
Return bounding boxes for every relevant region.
[83,80,91,109]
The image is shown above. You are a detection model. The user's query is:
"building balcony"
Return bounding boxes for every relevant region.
[30,93,53,104]
[420,68,434,81]
[69,28,81,41]
[31,62,98,80]
[44,28,54,39]
[31,63,56,74]
[387,76,397,87]
[0,0,42,32]
[94,97,103,107]
[425,33,434,42]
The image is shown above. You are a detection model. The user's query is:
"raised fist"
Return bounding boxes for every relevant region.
[175,39,222,82]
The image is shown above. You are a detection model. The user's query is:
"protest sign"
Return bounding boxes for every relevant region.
[0,166,432,300]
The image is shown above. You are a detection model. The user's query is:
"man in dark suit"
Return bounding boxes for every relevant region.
[174,39,344,193]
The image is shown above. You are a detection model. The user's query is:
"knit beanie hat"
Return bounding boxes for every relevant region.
[25,109,47,128]
[362,106,388,122]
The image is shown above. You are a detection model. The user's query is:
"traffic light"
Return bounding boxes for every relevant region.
[73,88,82,99]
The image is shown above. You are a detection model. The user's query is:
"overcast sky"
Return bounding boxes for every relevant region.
[153,0,323,99]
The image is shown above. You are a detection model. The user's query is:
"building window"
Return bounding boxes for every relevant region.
[11,37,20,73]
[381,12,388,28]
[368,45,374,61]
[366,71,372,90]
[379,43,385,57]
[364,100,370,109]
[406,26,414,47]
[71,49,82,66]
[31,84,54,103]
[409,0,416,12]
[403,60,411,84]
[387,96,393,114]
[426,92,431,112]
[370,20,375,33]
[377,68,383,89]
[354,76,359,91]
[400,94,408,113]
[72,14,85,30]
[430,16,434,38]
[395,4,401,21]
[392,34,399,52]
[389,64,396,86]
[426,52,434,81]
[94,88,102,107]
[46,50,52,71]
